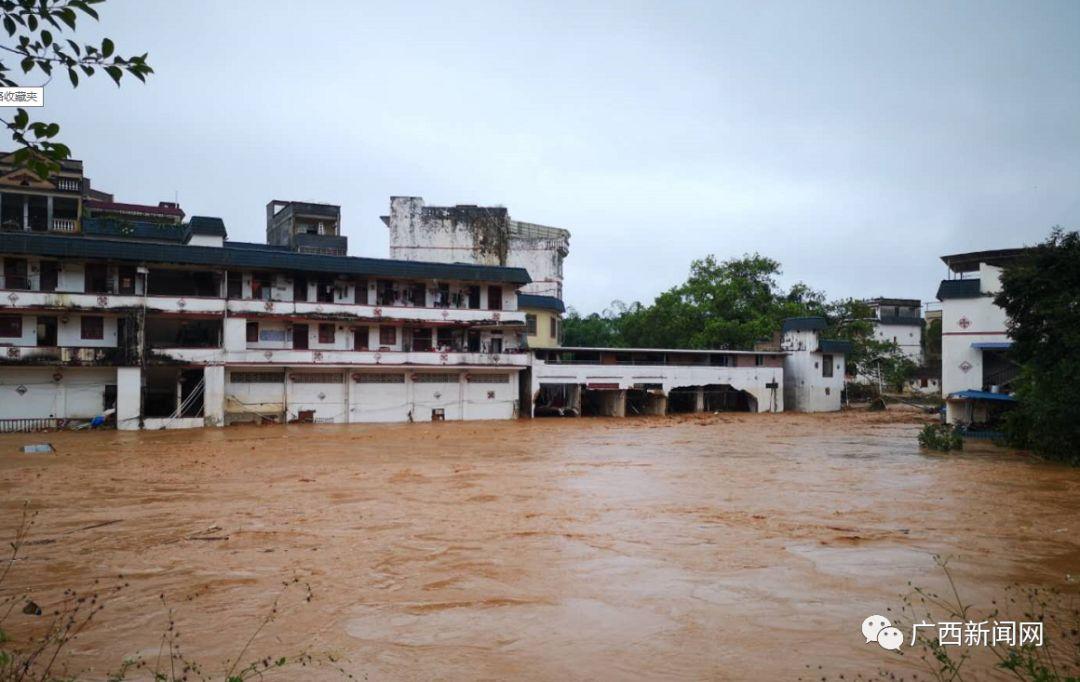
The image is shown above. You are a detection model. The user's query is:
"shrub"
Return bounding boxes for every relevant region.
[918,423,963,452]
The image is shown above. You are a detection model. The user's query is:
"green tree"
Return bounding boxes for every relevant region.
[823,297,909,388]
[994,228,1080,464]
[0,0,152,177]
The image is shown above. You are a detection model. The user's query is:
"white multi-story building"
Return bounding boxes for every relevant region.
[0,165,532,430]
[781,317,851,412]
[865,297,924,363]
[936,248,1026,425]
[383,197,569,349]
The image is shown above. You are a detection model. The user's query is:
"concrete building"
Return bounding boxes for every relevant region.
[518,294,564,349]
[865,297,924,363]
[383,197,570,347]
[529,346,785,417]
[936,248,1026,425]
[266,200,345,255]
[0,162,533,430]
[781,317,851,412]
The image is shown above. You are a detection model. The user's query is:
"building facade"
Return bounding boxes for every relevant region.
[529,346,785,417]
[936,249,1024,425]
[383,197,570,347]
[865,297,924,363]
[0,164,533,430]
[781,317,851,412]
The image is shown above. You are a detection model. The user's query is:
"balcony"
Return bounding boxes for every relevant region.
[0,345,123,365]
[51,218,78,233]
[153,348,531,368]
[226,299,523,326]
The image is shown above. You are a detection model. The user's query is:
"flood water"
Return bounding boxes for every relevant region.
[1,408,1078,680]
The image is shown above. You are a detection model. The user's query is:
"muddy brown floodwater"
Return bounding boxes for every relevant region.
[1,408,1079,680]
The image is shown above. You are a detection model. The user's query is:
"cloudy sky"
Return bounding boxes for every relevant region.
[38,1,1080,313]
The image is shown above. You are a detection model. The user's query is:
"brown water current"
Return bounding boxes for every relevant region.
[1,408,1078,680]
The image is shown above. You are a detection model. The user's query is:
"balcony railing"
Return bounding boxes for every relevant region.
[51,218,78,232]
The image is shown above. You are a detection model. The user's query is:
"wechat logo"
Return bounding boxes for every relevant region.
[862,614,903,651]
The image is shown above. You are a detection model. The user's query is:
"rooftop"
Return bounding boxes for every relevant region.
[546,346,787,356]
[0,232,533,284]
[941,248,1032,273]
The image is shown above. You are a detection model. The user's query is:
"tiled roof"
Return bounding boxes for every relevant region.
[517,294,565,313]
[0,232,532,284]
[84,199,185,218]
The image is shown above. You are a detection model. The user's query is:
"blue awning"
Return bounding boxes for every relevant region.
[947,390,1017,402]
[971,341,1012,350]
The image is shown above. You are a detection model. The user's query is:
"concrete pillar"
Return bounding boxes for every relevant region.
[613,390,627,418]
[647,393,668,415]
[116,367,141,430]
[46,195,53,231]
[22,195,28,231]
[203,365,225,427]
[694,387,705,412]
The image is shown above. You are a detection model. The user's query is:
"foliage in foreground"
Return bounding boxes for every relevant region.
[0,504,353,681]
[0,0,152,178]
[918,423,964,452]
[809,556,1080,682]
[995,228,1080,466]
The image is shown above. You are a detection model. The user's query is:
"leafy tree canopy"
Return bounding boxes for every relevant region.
[0,0,152,177]
[995,228,1080,464]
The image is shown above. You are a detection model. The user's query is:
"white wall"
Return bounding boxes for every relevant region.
[782,330,845,412]
[531,359,783,414]
[0,367,115,420]
[941,264,1010,423]
[116,367,141,430]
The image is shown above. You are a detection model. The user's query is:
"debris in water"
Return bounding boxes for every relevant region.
[22,600,42,616]
[21,443,54,454]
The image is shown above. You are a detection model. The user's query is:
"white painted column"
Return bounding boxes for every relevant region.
[203,365,225,427]
[116,367,142,430]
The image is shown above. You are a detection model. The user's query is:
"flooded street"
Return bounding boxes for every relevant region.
[1,408,1078,680]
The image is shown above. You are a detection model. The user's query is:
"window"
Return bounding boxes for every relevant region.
[39,261,59,292]
[81,315,104,340]
[252,272,274,300]
[822,354,834,378]
[549,317,557,339]
[354,373,405,383]
[487,285,502,310]
[290,372,343,383]
[411,327,433,351]
[318,323,336,344]
[755,354,764,366]
[227,272,243,298]
[467,373,509,383]
[412,372,458,383]
[353,326,369,350]
[379,326,396,346]
[467,285,481,309]
[3,258,28,290]
[231,372,283,383]
[410,283,427,307]
[0,315,21,337]
[354,279,368,304]
[525,314,537,335]
[117,266,136,295]
[84,263,109,294]
[246,321,259,343]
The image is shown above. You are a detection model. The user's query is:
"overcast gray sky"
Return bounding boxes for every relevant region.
[41,0,1080,312]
